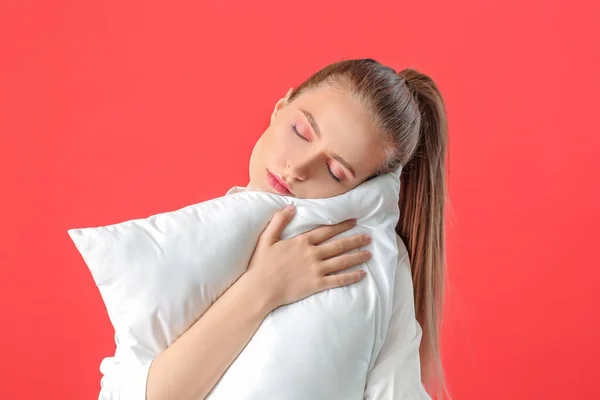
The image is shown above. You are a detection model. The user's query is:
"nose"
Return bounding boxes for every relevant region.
[285,151,321,182]
[285,160,307,181]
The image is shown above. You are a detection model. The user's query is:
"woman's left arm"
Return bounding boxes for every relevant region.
[363,250,432,400]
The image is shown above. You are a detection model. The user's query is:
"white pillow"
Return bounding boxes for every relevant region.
[69,167,402,400]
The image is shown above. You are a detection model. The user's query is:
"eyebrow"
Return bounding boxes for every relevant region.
[298,108,357,178]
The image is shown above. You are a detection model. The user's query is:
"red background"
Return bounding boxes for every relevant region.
[1,1,598,399]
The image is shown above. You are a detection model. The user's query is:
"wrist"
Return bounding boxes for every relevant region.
[237,270,278,316]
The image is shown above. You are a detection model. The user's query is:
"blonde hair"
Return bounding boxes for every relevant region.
[288,59,451,399]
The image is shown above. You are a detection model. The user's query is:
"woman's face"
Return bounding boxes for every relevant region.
[248,85,387,199]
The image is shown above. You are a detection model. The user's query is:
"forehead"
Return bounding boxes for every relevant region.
[290,85,386,178]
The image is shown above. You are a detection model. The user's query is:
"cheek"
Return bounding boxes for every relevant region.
[250,129,282,164]
[267,126,296,161]
[249,134,267,172]
[251,123,298,174]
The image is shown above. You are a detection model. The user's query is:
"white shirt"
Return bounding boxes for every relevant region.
[97,187,431,399]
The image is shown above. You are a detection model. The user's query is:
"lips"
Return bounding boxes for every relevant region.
[266,169,293,195]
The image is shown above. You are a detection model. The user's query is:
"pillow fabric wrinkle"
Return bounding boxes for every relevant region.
[70,166,406,400]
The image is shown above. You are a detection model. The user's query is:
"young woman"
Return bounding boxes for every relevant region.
[106,58,450,400]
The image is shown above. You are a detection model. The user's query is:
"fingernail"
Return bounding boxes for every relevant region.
[285,205,295,213]
[360,270,367,278]
[363,234,372,242]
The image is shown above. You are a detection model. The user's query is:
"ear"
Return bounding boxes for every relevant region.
[270,87,294,123]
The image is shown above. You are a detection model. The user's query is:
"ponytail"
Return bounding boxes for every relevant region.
[397,68,450,399]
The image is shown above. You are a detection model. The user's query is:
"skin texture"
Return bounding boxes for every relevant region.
[248,85,387,199]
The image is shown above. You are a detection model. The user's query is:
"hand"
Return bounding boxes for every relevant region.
[245,205,372,310]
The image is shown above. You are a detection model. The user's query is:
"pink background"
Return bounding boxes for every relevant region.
[1,0,598,398]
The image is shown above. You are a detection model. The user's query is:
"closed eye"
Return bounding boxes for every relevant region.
[291,123,341,183]
[291,123,308,142]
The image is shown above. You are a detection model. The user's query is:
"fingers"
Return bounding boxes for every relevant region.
[305,219,357,245]
[320,268,367,291]
[261,205,296,245]
[319,249,372,276]
[316,233,371,260]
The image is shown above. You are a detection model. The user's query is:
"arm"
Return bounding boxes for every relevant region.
[144,271,273,400]
[363,239,431,400]
[98,272,274,400]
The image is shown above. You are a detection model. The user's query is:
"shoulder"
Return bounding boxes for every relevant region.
[394,233,413,295]
[395,232,409,266]
[391,233,417,320]
[364,233,429,399]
